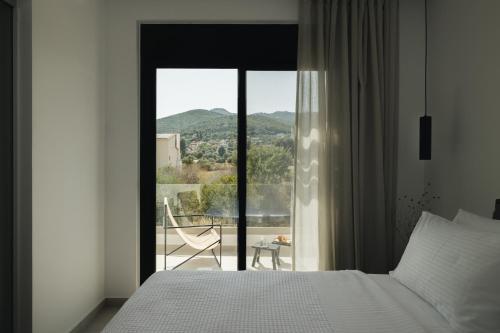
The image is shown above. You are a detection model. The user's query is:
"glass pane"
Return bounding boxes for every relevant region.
[246,71,297,270]
[156,68,238,271]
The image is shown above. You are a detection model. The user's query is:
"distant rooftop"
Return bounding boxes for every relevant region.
[157,133,178,139]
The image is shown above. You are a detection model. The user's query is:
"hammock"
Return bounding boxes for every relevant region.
[164,197,222,269]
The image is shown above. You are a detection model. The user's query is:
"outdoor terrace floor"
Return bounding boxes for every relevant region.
[156,246,292,271]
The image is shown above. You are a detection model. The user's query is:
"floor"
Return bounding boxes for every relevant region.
[78,304,121,333]
[156,252,292,271]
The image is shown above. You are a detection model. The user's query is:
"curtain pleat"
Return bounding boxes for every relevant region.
[293,0,398,273]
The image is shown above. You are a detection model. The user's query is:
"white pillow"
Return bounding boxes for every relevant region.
[453,209,500,233]
[391,211,500,333]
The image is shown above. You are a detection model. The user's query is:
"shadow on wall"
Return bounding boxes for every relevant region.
[394,183,440,262]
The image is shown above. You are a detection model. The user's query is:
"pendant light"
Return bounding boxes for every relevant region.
[420,0,432,160]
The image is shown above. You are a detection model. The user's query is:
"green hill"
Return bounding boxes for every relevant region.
[248,114,291,136]
[156,109,228,133]
[157,109,293,140]
[264,111,295,125]
[209,108,232,115]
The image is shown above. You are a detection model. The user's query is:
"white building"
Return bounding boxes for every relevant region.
[156,133,182,169]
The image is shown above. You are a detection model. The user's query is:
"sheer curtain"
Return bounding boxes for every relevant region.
[293,0,399,273]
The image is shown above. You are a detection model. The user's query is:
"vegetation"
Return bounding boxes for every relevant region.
[156,108,295,225]
[157,108,294,166]
[200,175,238,215]
[247,145,292,184]
[156,108,228,134]
[157,165,199,184]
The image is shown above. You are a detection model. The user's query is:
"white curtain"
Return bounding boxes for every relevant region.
[293,0,399,273]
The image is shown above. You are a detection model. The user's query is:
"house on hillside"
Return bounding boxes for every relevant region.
[156,134,182,170]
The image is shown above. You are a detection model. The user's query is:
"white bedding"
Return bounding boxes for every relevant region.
[103,270,452,333]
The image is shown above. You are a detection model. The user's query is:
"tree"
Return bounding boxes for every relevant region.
[180,138,187,157]
[200,175,237,215]
[247,145,292,184]
[182,155,194,165]
[218,145,226,158]
[199,159,213,171]
[230,150,238,166]
[274,137,294,152]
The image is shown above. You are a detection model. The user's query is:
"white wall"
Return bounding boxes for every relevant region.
[424,0,500,219]
[395,0,426,261]
[397,0,425,198]
[104,0,299,297]
[32,0,105,332]
[396,0,500,261]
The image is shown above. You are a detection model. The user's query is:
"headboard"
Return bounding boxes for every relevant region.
[494,199,500,220]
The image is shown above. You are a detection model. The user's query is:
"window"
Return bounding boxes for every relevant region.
[140,24,297,282]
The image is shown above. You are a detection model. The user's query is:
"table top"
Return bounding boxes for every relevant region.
[251,243,280,250]
[272,240,292,246]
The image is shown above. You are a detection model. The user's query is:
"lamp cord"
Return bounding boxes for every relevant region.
[425,0,428,116]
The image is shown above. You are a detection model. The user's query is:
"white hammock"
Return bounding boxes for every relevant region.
[164,197,220,251]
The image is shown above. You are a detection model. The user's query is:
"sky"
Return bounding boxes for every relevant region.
[156,69,297,119]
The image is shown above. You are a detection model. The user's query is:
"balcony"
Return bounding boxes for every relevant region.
[156,183,292,271]
[156,226,292,271]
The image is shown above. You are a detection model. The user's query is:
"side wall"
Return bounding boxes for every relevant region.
[104,0,299,297]
[32,1,105,332]
[425,0,500,219]
[395,0,425,261]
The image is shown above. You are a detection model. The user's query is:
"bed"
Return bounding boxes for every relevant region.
[103,208,500,332]
[103,270,452,332]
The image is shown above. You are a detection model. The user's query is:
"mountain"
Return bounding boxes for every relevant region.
[157,109,293,140]
[264,111,295,125]
[209,108,232,115]
[156,109,226,133]
[247,114,291,136]
[252,111,294,126]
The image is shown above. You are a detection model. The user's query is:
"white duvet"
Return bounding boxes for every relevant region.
[103,270,452,333]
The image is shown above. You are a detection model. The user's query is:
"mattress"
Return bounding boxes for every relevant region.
[103,270,452,333]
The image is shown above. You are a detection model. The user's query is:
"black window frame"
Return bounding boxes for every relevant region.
[140,24,298,283]
[0,0,14,330]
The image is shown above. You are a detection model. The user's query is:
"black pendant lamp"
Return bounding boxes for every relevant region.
[420,0,432,160]
[493,199,500,220]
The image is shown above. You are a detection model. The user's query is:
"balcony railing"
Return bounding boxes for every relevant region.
[156,183,292,271]
[156,183,292,227]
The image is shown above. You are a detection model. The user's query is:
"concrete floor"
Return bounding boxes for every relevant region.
[77,304,121,333]
[156,252,292,271]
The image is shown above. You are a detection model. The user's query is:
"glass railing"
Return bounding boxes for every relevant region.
[156,183,292,227]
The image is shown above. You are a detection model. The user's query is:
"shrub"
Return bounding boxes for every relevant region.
[247,145,293,184]
[200,175,237,215]
[156,165,199,184]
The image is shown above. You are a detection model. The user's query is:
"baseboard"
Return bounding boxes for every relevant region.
[69,298,127,333]
[105,298,127,307]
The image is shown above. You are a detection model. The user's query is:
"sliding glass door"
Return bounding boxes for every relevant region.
[140,24,297,282]
[155,69,238,271]
[246,71,297,271]
[154,69,297,272]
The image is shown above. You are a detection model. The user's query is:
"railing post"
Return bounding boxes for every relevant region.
[164,198,167,271]
[220,223,222,268]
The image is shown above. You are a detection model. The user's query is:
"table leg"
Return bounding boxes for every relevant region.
[271,251,277,270]
[276,246,281,266]
[256,249,261,263]
[252,248,258,267]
